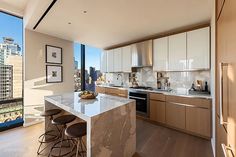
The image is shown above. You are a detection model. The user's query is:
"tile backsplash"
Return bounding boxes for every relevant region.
[104,67,210,93]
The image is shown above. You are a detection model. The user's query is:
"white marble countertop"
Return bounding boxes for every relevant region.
[96,85,212,99]
[45,92,135,120]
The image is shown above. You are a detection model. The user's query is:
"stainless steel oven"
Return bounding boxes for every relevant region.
[129,90,150,117]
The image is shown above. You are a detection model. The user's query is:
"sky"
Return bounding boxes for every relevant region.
[0,12,23,54]
[74,43,101,71]
[0,11,101,70]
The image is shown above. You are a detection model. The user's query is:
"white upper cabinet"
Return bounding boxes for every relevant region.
[113,48,122,72]
[122,45,132,72]
[168,32,187,71]
[187,27,210,70]
[107,50,114,72]
[100,51,107,73]
[153,37,168,71]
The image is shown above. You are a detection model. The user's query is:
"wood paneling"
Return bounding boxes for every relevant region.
[150,93,166,101]
[150,100,166,124]
[166,102,186,130]
[186,106,211,137]
[95,86,106,93]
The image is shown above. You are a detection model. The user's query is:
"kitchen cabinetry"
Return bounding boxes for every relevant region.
[187,27,210,70]
[153,37,168,71]
[166,102,186,130]
[100,51,107,73]
[168,33,187,71]
[122,45,132,72]
[95,86,128,98]
[113,48,122,72]
[186,106,211,137]
[150,93,166,124]
[107,50,114,72]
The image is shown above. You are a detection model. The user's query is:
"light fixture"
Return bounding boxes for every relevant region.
[83,11,87,13]
[68,22,71,25]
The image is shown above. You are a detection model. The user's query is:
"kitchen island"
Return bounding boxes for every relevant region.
[44,92,136,157]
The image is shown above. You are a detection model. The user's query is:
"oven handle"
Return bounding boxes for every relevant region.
[129,96,146,100]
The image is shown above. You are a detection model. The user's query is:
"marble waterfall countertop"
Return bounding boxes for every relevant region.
[45,92,136,157]
[45,92,135,121]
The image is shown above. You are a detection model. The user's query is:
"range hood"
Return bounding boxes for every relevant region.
[131,40,153,67]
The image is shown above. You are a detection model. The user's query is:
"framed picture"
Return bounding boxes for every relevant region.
[46,45,62,64]
[46,65,63,83]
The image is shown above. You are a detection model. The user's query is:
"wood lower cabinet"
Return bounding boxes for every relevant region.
[150,100,166,124]
[95,86,128,98]
[186,106,211,137]
[166,102,186,130]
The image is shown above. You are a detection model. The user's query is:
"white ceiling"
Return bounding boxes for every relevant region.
[28,0,212,49]
[0,0,29,16]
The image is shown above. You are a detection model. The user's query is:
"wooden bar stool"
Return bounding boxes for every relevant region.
[65,122,87,157]
[48,115,76,157]
[37,109,62,155]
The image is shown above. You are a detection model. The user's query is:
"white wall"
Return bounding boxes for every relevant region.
[210,0,216,156]
[24,29,74,125]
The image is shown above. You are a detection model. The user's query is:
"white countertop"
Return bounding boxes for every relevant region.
[96,85,212,99]
[45,92,135,120]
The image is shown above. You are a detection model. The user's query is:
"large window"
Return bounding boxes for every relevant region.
[74,43,103,92]
[0,12,23,131]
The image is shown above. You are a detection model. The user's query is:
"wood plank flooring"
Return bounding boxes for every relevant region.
[0,119,213,157]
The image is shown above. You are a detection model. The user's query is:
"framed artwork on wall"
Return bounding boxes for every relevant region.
[46,65,63,83]
[46,45,62,64]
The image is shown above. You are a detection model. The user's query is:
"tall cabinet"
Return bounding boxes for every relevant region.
[216,0,236,156]
[153,37,168,71]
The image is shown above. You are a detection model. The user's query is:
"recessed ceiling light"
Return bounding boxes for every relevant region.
[83,11,87,13]
[68,22,71,25]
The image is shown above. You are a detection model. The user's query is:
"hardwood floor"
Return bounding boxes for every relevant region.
[0,119,213,157]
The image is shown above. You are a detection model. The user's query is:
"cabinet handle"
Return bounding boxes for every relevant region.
[221,143,235,157]
[167,102,209,109]
[219,62,229,125]
[129,96,146,100]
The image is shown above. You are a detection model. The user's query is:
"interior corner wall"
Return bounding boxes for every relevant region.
[24,29,74,116]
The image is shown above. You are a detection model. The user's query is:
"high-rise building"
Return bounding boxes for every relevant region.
[0,37,21,65]
[0,65,13,100]
[5,56,23,98]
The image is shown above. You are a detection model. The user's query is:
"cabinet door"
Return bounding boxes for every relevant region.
[107,50,114,72]
[153,37,168,71]
[150,100,166,124]
[187,27,210,70]
[100,51,107,73]
[186,106,211,137]
[122,46,132,72]
[113,48,122,72]
[166,102,186,129]
[168,33,187,71]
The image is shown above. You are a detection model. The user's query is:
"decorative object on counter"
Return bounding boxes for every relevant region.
[79,90,98,99]
[46,65,63,83]
[204,81,209,92]
[156,72,169,90]
[129,73,139,87]
[45,45,62,64]
[188,81,210,95]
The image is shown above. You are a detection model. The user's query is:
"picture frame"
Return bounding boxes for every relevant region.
[45,45,62,64]
[46,65,63,83]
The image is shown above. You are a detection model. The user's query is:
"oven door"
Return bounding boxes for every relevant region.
[129,91,149,117]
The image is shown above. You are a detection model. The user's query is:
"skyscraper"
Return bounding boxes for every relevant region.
[0,65,13,100]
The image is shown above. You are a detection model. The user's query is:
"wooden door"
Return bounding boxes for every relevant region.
[150,100,166,124]
[216,0,236,156]
[166,102,186,130]
[186,106,211,137]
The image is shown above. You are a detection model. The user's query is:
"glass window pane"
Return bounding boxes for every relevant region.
[0,12,23,130]
[74,43,81,92]
[85,45,103,91]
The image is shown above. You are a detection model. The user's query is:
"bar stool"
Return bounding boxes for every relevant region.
[65,122,87,157]
[48,115,76,157]
[37,109,62,155]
